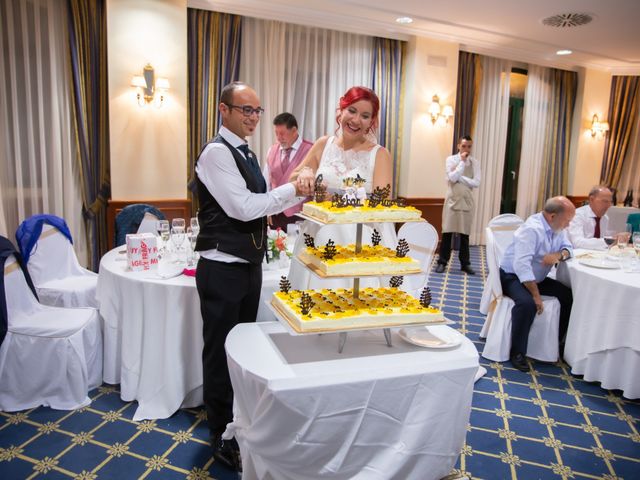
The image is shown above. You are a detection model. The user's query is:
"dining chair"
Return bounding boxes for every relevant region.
[479,221,561,362]
[395,221,438,298]
[115,204,165,247]
[16,216,98,308]
[627,213,640,234]
[0,249,102,411]
[479,214,524,315]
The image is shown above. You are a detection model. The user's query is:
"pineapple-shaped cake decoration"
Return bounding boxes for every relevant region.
[396,238,410,258]
[420,287,432,308]
[314,174,327,202]
[279,276,291,294]
[371,229,381,246]
[389,276,404,288]
[322,239,337,260]
[304,233,316,249]
[300,292,315,316]
[368,184,392,207]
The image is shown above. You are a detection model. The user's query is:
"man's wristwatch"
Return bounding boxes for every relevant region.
[559,249,570,262]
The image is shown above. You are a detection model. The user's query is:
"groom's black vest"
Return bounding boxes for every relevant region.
[194,135,267,264]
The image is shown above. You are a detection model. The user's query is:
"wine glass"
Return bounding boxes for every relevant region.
[190,217,200,236]
[172,218,186,231]
[157,220,170,257]
[171,225,186,263]
[617,225,632,251]
[603,230,616,248]
[633,232,640,256]
[186,227,198,267]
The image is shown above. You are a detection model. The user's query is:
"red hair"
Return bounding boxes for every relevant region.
[336,86,380,133]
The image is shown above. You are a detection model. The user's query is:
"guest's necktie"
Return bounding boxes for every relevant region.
[237,144,266,193]
[282,147,293,169]
[594,216,601,238]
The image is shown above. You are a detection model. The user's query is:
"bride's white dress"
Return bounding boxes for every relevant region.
[288,136,397,290]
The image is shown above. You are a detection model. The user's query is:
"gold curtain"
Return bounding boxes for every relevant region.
[599,76,640,190]
[187,9,242,213]
[372,38,406,195]
[67,0,111,270]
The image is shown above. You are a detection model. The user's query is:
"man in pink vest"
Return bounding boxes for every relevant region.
[265,112,313,230]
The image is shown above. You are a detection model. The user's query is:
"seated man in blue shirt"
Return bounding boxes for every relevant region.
[499,196,575,372]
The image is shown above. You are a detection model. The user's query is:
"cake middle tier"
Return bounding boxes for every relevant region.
[297,244,421,276]
[272,287,444,333]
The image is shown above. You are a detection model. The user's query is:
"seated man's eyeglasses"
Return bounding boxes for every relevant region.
[225,104,265,117]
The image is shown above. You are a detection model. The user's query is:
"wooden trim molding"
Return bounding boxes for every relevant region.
[400,197,444,235]
[567,195,588,208]
[107,199,192,250]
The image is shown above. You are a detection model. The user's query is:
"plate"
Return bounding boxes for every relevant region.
[578,258,619,269]
[398,326,462,349]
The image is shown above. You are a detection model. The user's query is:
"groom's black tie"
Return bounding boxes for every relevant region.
[237,144,266,193]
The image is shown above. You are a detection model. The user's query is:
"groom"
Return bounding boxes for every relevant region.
[194,81,311,471]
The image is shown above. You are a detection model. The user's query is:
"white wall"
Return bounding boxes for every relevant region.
[567,67,612,195]
[107,0,187,200]
[399,36,458,198]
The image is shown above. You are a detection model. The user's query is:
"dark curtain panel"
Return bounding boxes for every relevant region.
[187,9,242,213]
[600,75,640,189]
[538,68,577,204]
[452,52,482,153]
[371,37,405,194]
[67,0,110,271]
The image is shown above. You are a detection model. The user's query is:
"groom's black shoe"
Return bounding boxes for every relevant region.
[510,353,530,372]
[435,263,446,273]
[211,435,242,472]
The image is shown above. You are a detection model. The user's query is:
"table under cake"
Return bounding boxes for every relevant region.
[225,212,479,479]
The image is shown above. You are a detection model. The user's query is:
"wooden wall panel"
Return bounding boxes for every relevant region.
[567,195,588,208]
[107,199,192,250]
[401,197,445,235]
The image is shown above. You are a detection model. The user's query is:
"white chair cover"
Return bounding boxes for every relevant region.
[395,221,438,298]
[479,220,560,362]
[479,214,523,314]
[27,224,98,308]
[0,255,102,411]
[136,211,160,235]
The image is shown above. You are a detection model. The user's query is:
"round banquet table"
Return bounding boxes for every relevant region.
[225,321,479,480]
[97,247,289,421]
[557,251,640,399]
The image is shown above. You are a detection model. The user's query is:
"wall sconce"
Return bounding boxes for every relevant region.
[131,64,170,108]
[590,114,609,139]
[428,95,454,126]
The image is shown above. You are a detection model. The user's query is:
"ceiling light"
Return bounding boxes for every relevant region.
[556,49,572,56]
[395,17,413,24]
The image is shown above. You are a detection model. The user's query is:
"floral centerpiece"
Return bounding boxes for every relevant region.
[267,227,292,263]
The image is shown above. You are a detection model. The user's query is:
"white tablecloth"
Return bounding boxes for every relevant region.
[96,248,288,420]
[557,252,640,398]
[607,206,640,233]
[226,322,479,480]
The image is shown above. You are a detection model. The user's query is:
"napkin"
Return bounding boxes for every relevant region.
[182,268,197,277]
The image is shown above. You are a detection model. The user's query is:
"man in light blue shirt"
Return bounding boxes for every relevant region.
[499,196,576,372]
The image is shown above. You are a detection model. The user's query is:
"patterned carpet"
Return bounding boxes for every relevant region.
[1,246,638,479]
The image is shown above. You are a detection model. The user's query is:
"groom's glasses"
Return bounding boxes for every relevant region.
[225,104,265,117]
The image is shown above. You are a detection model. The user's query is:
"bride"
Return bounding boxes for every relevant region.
[288,86,395,289]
